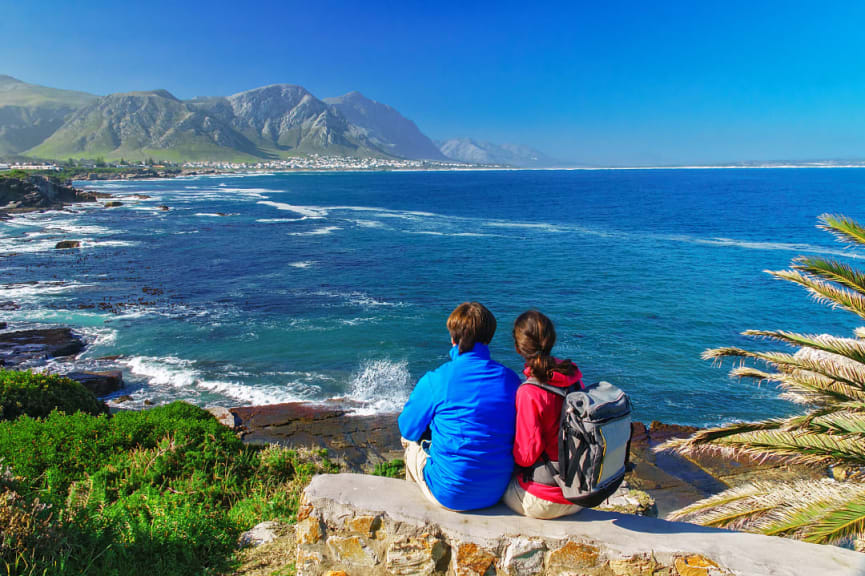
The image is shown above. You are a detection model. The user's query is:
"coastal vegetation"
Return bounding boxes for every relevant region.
[663,214,865,547]
[0,374,338,576]
[0,369,106,420]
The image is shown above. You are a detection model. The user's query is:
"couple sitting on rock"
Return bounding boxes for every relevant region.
[398,302,582,519]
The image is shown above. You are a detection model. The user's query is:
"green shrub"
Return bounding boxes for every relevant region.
[0,402,339,576]
[372,458,405,478]
[0,369,107,421]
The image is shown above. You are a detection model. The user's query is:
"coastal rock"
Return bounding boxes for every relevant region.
[55,240,81,249]
[65,370,123,396]
[102,201,123,208]
[0,175,98,214]
[231,402,402,469]
[0,327,85,366]
[297,474,865,576]
[158,205,170,211]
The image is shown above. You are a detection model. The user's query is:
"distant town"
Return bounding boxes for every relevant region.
[0,154,510,176]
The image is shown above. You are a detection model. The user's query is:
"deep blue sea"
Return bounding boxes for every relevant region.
[2,169,865,425]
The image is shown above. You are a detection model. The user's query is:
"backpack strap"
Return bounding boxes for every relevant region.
[521,377,568,398]
[520,377,578,486]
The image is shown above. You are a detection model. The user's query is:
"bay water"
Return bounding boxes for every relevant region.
[2,169,864,426]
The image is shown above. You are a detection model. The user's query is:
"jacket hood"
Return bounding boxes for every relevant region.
[522,358,583,388]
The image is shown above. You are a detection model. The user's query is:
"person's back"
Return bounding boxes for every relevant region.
[398,302,521,511]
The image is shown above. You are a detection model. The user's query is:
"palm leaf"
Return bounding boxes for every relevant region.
[804,498,865,544]
[818,213,865,247]
[768,270,865,319]
[792,256,865,296]
[669,479,865,545]
[742,330,865,366]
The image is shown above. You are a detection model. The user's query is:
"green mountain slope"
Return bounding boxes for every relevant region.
[29,90,263,161]
[0,75,97,155]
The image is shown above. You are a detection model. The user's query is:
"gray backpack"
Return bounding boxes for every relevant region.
[522,379,632,508]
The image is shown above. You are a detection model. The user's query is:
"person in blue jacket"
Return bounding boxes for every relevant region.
[398,301,521,511]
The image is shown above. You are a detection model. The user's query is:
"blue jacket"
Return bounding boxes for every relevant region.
[398,343,521,510]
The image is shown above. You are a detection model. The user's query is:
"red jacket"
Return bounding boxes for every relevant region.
[513,363,583,505]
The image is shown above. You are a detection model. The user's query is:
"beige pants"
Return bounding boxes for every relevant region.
[502,476,582,519]
[402,438,448,509]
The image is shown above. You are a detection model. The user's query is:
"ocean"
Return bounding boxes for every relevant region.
[2,168,864,426]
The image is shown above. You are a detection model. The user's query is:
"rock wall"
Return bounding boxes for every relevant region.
[297,474,865,576]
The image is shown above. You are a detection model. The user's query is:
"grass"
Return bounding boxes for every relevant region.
[0,387,339,576]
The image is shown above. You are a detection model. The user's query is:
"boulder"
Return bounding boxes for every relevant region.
[239,520,290,548]
[0,327,85,366]
[158,205,170,211]
[65,370,124,396]
[55,240,81,249]
[297,474,865,576]
[207,405,239,429]
[103,201,123,208]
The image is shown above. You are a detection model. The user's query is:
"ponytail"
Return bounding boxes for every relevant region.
[513,310,577,383]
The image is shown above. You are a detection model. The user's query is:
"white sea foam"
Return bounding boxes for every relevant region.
[309,289,403,308]
[289,261,315,268]
[124,355,327,406]
[256,217,308,223]
[288,226,341,236]
[343,358,411,414]
[258,201,328,218]
[1,281,96,301]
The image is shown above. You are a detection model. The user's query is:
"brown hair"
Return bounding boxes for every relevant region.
[512,310,577,383]
[447,302,497,354]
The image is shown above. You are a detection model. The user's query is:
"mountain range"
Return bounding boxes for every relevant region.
[0,75,556,166]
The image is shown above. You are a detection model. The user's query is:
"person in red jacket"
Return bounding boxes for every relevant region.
[503,310,584,519]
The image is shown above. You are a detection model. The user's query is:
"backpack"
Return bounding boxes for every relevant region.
[521,379,632,508]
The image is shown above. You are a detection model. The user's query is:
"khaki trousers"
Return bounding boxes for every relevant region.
[502,476,582,519]
[401,438,448,508]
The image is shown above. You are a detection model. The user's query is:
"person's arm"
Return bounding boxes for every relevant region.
[398,371,438,442]
[513,386,545,467]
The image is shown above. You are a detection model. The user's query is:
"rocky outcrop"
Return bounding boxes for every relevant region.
[0,175,98,214]
[297,474,865,576]
[65,370,123,397]
[0,327,85,366]
[232,402,402,469]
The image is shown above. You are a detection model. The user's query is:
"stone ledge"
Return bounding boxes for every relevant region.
[298,473,865,576]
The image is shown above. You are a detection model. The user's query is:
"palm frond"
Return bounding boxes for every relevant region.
[855,327,865,339]
[705,347,865,402]
[818,213,865,247]
[768,269,865,320]
[804,497,865,544]
[667,483,770,522]
[658,419,786,455]
[743,330,865,365]
[808,410,865,435]
[792,256,865,296]
[695,429,865,467]
[669,479,865,545]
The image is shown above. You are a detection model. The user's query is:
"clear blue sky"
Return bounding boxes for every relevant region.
[3,1,865,165]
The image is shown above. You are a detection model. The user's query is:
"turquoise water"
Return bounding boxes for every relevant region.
[2,169,864,425]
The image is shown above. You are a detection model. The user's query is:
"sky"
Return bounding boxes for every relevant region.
[3,0,865,166]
